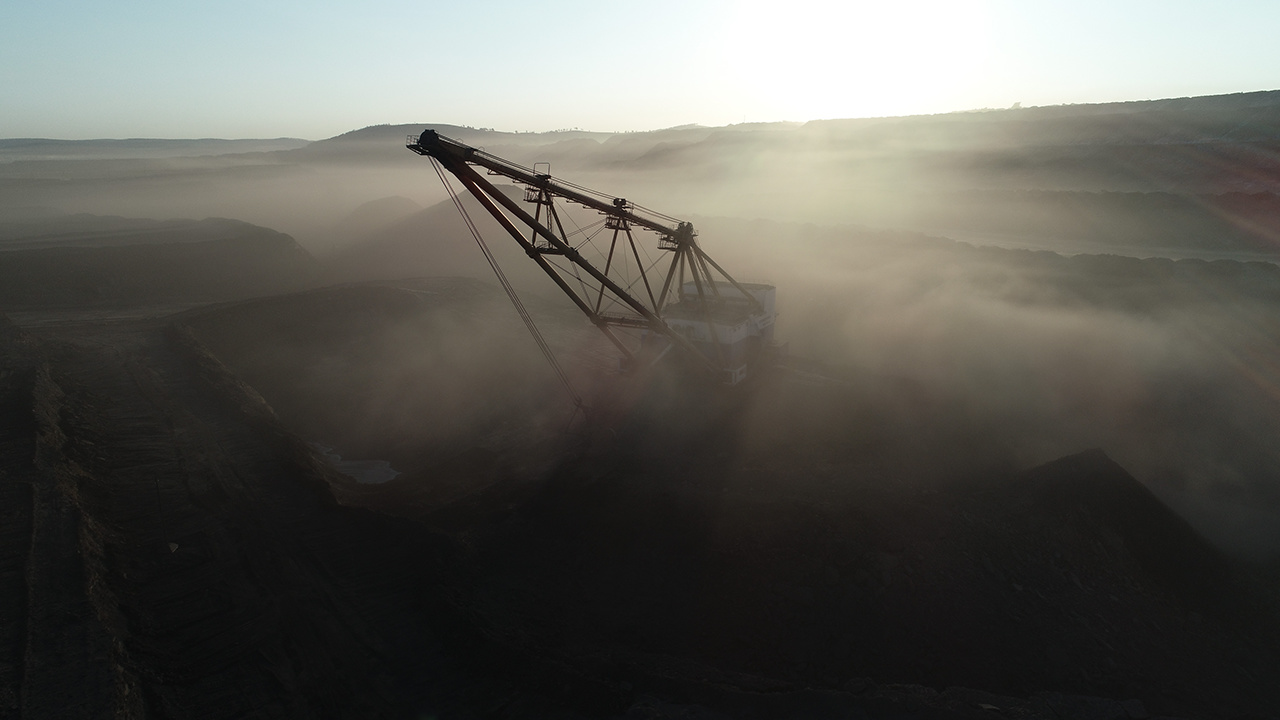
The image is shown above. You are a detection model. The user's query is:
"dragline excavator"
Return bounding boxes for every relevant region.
[408,129,776,385]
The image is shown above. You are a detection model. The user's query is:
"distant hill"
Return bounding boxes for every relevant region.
[0,137,310,162]
[803,89,1280,145]
[997,88,1280,120]
[5,89,1280,259]
[281,123,617,166]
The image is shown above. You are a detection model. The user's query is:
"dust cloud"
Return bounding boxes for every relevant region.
[4,93,1280,559]
[703,221,1280,558]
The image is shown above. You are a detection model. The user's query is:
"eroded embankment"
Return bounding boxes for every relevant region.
[0,323,39,718]
[0,317,475,719]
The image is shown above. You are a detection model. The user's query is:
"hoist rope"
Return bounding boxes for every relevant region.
[427,157,585,413]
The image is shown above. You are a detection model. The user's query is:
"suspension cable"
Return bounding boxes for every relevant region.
[427,157,585,413]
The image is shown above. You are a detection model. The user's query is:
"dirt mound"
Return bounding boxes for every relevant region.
[1012,449,1235,606]
[424,421,1280,718]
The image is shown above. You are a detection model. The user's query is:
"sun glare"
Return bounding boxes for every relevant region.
[706,0,992,122]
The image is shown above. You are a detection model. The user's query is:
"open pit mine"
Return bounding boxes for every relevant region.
[5,99,1280,719]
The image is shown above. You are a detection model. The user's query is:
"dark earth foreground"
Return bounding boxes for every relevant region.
[3,286,1280,719]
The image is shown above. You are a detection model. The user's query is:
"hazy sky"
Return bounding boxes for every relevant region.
[3,0,1278,140]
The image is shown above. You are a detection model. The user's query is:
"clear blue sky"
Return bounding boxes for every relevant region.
[2,0,1278,140]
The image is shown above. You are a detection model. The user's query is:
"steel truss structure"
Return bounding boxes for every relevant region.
[408,129,772,382]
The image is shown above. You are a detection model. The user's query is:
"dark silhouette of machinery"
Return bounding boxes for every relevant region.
[408,129,776,385]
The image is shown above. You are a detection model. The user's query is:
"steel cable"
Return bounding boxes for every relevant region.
[428,158,585,412]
